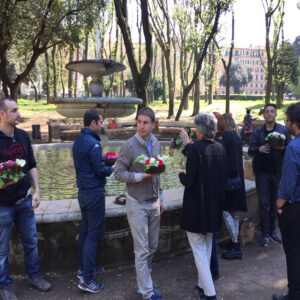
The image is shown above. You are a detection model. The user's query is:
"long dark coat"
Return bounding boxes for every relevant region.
[221,130,247,212]
[179,139,226,234]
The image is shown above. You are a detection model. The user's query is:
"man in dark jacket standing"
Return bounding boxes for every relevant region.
[73,109,113,294]
[248,104,291,247]
[0,98,51,300]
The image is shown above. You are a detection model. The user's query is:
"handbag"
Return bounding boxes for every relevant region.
[225,145,242,192]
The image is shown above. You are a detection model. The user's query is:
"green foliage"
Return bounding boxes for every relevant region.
[219,64,253,93]
[197,94,264,101]
[153,78,164,100]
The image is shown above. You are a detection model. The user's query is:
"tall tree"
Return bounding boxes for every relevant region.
[175,0,232,121]
[219,64,253,93]
[114,0,153,108]
[274,41,299,107]
[214,10,234,113]
[149,0,175,117]
[0,0,103,100]
[262,0,285,104]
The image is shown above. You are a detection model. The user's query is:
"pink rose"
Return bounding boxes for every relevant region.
[6,160,15,167]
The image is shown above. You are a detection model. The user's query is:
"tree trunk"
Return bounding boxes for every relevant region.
[173,39,176,101]
[225,68,231,113]
[45,51,51,103]
[52,45,57,99]
[68,45,74,97]
[74,45,79,97]
[114,0,152,108]
[84,33,89,97]
[162,54,166,104]
[29,76,38,102]
[59,47,65,98]
[192,75,200,116]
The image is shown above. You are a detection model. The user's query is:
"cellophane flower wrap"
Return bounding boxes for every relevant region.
[103,152,118,166]
[0,159,26,188]
[265,132,286,147]
[170,127,196,149]
[135,154,174,173]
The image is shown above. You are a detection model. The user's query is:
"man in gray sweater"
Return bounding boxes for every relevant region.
[114,107,164,300]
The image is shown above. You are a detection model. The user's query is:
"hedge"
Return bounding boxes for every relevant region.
[185,94,265,101]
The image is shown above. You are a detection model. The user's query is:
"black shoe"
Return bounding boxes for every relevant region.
[270,232,282,244]
[221,243,242,260]
[205,296,218,300]
[28,276,51,292]
[219,240,233,250]
[194,285,205,299]
[272,294,288,300]
[212,273,220,281]
[260,235,269,247]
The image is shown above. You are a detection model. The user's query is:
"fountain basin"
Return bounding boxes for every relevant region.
[56,97,143,118]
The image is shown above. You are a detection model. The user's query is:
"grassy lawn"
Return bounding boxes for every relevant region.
[17,98,299,124]
[150,99,300,124]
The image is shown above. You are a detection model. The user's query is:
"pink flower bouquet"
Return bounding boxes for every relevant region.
[103,152,118,166]
[0,159,26,189]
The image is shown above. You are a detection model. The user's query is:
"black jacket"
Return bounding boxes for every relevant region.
[72,128,113,191]
[248,123,291,176]
[0,128,36,206]
[220,131,247,212]
[179,140,226,234]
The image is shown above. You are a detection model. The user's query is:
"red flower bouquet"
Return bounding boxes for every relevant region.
[0,159,26,189]
[135,154,173,174]
[103,152,118,166]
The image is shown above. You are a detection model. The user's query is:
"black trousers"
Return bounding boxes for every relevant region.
[255,172,278,235]
[278,202,300,300]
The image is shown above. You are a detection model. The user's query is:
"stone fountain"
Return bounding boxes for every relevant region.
[56,59,142,118]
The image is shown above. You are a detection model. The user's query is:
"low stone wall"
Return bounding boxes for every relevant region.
[9,181,257,274]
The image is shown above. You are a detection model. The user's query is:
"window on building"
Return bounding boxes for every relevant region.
[256,83,258,87]
[250,84,253,87]
[256,75,258,80]
[256,61,259,65]
[234,58,239,64]
[261,84,263,88]
[255,91,258,94]
[261,68,264,72]
[260,91,263,94]
[235,50,239,56]
[261,75,263,80]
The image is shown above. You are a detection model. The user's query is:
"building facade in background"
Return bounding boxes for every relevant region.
[217,46,267,96]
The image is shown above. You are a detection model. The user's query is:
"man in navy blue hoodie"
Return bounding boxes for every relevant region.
[0,98,51,300]
[73,109,113,294]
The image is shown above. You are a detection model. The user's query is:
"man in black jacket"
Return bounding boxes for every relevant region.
[248,103,291,247]
[0,98,51,300]
[73,109,113,294]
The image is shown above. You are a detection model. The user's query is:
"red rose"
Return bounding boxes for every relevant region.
[145,159,151,165]
[156,158,164,166]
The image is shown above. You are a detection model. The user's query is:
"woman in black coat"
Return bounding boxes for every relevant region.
[220,114,247,260]
[179,112,226,300]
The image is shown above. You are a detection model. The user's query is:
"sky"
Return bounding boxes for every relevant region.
[220,0,300,47]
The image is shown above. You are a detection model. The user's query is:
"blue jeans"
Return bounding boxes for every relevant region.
[0,197,40,289]
[210,233,219,276]
[77,190,105,281]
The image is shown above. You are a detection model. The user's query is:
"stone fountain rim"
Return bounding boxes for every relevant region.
[56,97,143,104]
[66,59,126,75]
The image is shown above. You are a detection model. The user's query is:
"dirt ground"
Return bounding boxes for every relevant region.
[11,235,288,300]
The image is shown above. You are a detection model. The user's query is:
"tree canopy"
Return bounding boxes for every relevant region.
[219,64,253,94]
[0,0,105,99]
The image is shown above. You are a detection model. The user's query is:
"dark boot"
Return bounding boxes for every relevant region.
[221,242,242,260]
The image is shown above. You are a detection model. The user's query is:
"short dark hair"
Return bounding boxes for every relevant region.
[264,103,277,112]
[136,107,155,123]
[246,108,251,114]
[0,98,16,112]
[286,102,300,129]
[84,109,101,127]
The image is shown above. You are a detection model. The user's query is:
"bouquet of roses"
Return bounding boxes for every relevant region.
[169,127,196,150]
[265,132,286,148]
[103,152,118,166]
[135,154,174,174]
[0,159,26,189]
